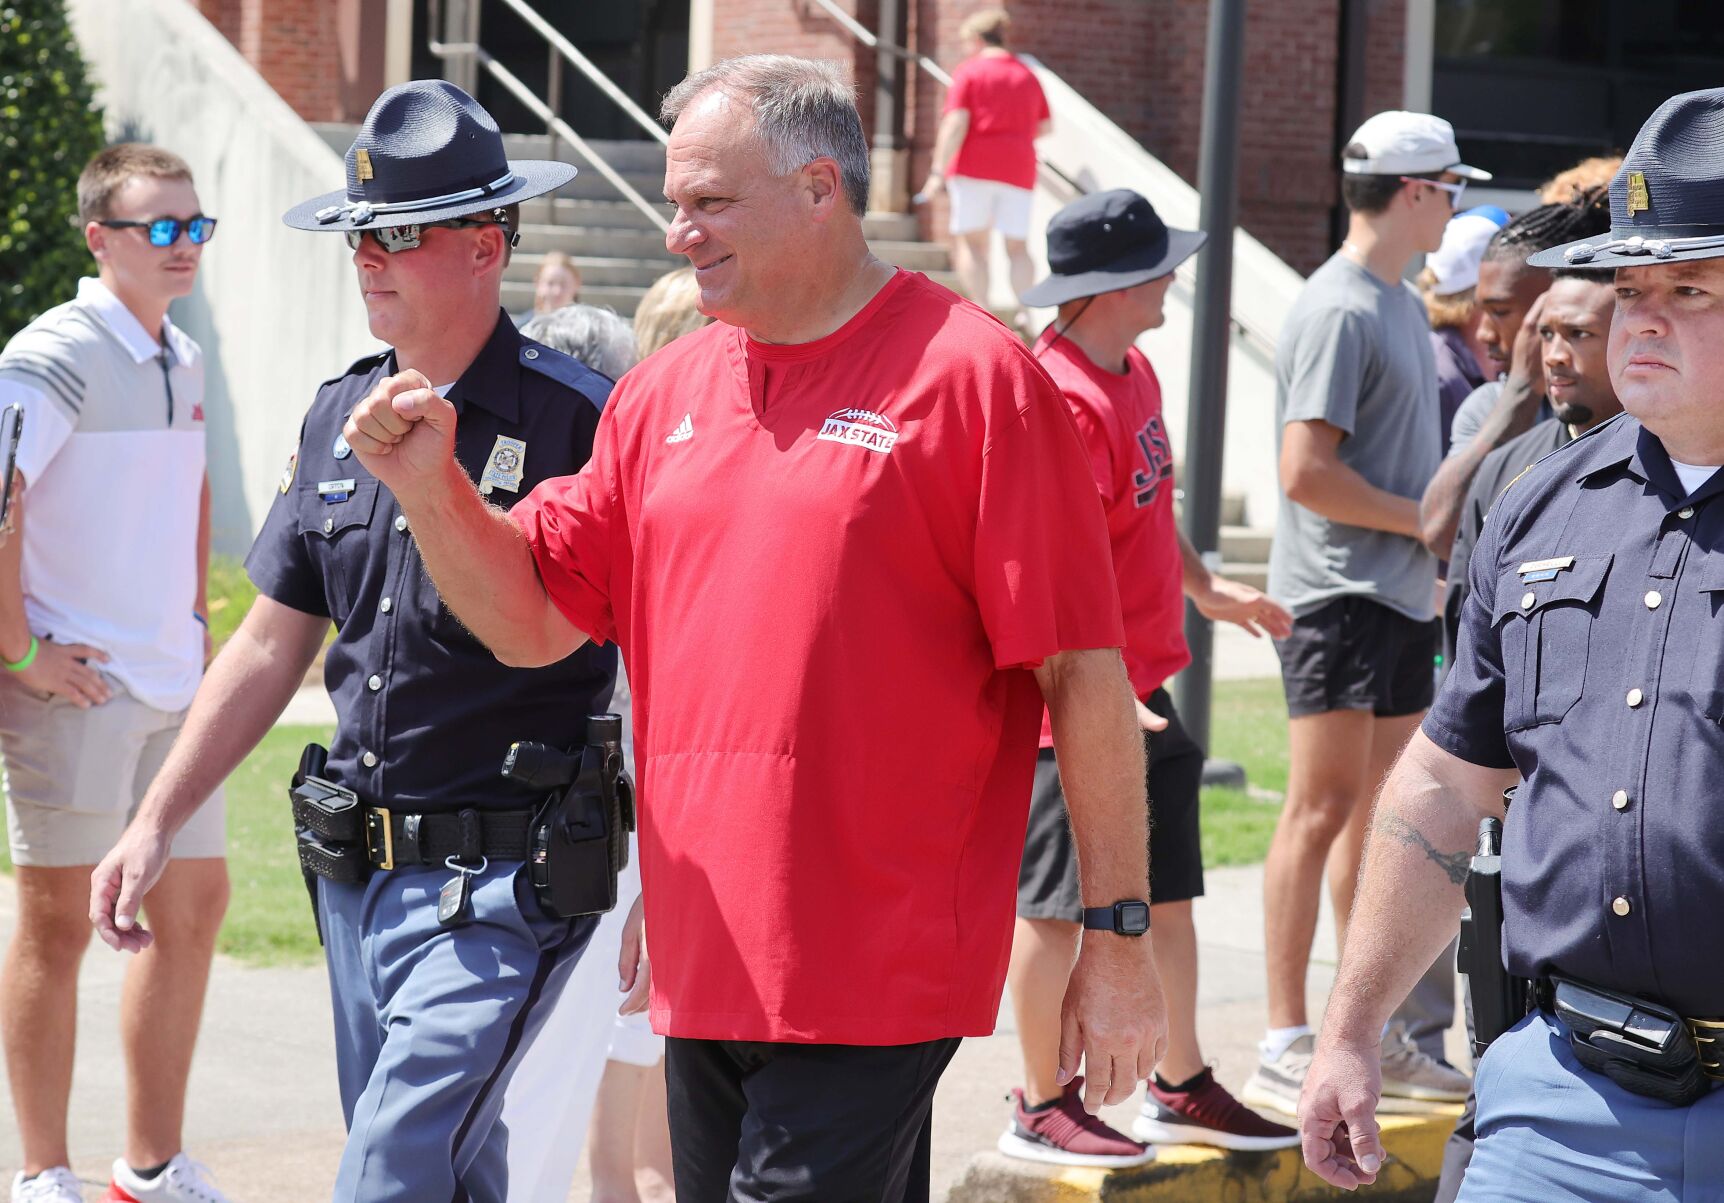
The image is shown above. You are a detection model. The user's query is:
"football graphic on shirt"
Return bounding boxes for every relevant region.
[817,408,900,455]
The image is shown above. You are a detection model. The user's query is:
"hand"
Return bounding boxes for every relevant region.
[1299,1034,1386,1190]
[343,369,460,503]
[1134,697,1169,733]
[617,893,651,1016]
[89,823,173,953]
[1192,575,1294,639]
[15,636,112,708]
[913,173,945,205]
[1505,291,1551,402]
[1057,935,1167,1113]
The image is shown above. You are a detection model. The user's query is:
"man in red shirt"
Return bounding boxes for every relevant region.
[998,191,1300,1165]
[916,7,1051,318]
[339,55,1166,1201]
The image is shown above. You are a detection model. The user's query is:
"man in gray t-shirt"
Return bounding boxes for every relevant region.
[1244,110,1477,1122]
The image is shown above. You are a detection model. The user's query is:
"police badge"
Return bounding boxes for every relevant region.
[480,435,526,495]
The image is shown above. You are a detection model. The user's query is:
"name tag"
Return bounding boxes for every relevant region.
[319,478,357,504]
[1518,556,1574,583]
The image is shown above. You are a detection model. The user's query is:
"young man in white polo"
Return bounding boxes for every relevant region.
[0,145,229,1203]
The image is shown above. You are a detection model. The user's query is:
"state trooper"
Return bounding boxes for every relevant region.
[1300,87,1724,1201]
[88,81,617,1202]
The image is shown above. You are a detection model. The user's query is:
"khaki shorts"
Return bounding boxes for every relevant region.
[0,676,225,868]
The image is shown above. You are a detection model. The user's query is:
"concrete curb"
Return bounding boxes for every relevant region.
[946,1110,1460,1202]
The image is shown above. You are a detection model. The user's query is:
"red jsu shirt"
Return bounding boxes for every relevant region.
[512,272,1125,1044]
[1034,333,1189,747]
[945,52,1049,190]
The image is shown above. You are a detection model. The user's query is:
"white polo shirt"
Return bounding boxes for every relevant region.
[0,277,207,711]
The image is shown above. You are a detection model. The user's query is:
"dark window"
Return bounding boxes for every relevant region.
[1433,0,1724,188]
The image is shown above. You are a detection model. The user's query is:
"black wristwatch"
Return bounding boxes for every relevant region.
[1082,900,1150,937]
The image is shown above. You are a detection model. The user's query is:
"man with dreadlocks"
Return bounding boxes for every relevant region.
[1420,190,1615,561]
[1249,111,1487,1117]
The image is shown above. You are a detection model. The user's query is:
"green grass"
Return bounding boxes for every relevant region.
[204,554,257,650]
[1197,677,1291,868]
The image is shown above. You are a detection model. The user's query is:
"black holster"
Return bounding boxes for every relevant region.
[289,743,356,945]
[1550,978,1711,1106]
[506,714,636,919]
[1457,791,1531,1056]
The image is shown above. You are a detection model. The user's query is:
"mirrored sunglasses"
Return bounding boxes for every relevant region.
[98,216,219,246]
[344,218,518,255]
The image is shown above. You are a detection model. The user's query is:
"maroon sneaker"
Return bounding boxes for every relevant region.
[996,1078,1157,1168]
[1133,1068,1301,1151]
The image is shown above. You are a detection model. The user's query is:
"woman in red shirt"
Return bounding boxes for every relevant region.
[917,9,1051,322]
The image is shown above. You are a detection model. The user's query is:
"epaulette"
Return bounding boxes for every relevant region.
[520,342,614,411]
[315,348,392,393]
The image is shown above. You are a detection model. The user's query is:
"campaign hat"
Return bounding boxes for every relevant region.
[1530,88,1724,269]
[284,80,577,232]
[1020,189,1206,309]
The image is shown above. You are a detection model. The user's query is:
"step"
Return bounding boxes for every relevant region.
[1220,562,1268,593]
[1218,524,1273,564]
[505,252,681,287]
[1221,492,1249,528]
[503,281,649,317]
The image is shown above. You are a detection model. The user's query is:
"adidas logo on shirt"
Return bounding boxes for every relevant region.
[665,414,694,444]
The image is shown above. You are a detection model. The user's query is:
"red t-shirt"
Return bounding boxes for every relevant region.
[1035,333,1189,747]
[945,52,1049,189]
[512,271,1124,1044]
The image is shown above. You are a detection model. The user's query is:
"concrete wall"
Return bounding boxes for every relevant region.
[69,0,378,554]
[1015,58,1307,530]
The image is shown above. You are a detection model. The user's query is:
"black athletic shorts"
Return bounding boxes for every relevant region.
[1273,596,1440,719]
[664,1035,961,1202]
[1017,688,1205,917]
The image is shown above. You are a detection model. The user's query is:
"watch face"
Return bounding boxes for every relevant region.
[1118,901,1150,935]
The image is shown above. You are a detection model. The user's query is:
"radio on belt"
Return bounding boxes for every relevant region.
[503,713,635,918]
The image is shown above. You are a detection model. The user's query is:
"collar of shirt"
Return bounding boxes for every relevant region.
[1568,417,1724,511]
[75,277,195,366]
[440,308,522,424]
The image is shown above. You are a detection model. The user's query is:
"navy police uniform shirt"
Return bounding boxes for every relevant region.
[246,310,616,813]
[1427,412,1724,1016]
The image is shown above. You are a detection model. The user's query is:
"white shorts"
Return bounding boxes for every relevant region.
[947,176,1034,240]
[607,1008,665,1067]
[0,675,225,867]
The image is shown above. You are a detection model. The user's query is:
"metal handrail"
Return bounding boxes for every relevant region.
[427,37,671,234]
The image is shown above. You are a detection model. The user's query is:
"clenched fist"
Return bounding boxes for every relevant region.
[343,369,462,501]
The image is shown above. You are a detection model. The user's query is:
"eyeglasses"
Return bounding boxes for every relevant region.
[344,218,519,254]
[98,216,218,246]
[1402,176,1468,209]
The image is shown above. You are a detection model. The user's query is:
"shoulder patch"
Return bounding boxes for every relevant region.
[520,342,614,412]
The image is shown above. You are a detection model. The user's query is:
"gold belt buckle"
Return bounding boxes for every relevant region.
[364,807,394,871]
[1685,1016,1724,1081]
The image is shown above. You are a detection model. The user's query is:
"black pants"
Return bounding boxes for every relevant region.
[665,1036,962,1202]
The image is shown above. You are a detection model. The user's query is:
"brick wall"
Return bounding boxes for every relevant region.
[186,0,355,123]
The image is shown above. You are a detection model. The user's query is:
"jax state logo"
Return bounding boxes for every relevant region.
[817,408,900,455]
[1132,416,1173,507]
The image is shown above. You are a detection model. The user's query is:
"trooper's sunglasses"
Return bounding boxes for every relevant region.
[345,218,518,254]
[98,216,219,246]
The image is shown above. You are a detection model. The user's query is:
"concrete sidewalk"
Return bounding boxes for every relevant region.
[0,857,1464,1201]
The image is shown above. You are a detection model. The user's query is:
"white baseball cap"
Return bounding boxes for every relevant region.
[1426,207,1511,296]
[1342,111,1492,181]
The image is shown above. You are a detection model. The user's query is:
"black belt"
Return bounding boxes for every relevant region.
[1536,976,1724,1103]
[292,778,534,871]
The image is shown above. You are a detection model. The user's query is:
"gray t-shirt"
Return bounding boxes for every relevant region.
[1445,379,1555,457]
[1268,254,1441,622]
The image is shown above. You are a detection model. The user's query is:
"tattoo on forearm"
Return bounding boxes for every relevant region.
[1378,812,1471,885]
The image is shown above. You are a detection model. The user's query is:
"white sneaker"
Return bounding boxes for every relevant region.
[11,1168,83,1203]
[104,1156,232,1203]
[1377,1021,1471,1111]
[1240,1032,1314,1117]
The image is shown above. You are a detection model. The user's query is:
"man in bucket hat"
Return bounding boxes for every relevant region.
[89,80,617,1201]
[997,190,1296,1167]
[1302,87,1724,1200]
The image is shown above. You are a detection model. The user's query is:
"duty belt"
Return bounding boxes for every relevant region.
[1537,976,1724,1104]
[292,772,533,880]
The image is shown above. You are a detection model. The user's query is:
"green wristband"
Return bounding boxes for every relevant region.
[5,636,39,673]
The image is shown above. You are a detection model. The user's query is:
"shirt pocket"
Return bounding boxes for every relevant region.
[1689,557,1724,720]
[297,478,380,623]
[1493,553,1611,731]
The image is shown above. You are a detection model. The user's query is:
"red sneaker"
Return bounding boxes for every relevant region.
[1133,1068,1301,1151]
[996,1078,1157,1168]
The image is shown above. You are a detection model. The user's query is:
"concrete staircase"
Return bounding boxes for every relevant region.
[1218,492,1272,593]
[308,128,954,317]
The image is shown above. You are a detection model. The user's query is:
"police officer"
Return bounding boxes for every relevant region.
[1300,87,1724,1200]
[88,81,616,1202]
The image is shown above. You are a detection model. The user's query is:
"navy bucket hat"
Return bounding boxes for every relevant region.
[1020,190,1207,309]
[1530,88,1724,269]
[284,80,578,232]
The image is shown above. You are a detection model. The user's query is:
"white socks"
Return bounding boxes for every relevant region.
[1259,1024,1314,1061]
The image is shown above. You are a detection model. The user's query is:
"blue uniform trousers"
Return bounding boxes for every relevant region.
[317,861,594,1203]
[1459,1012,1724,1203]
